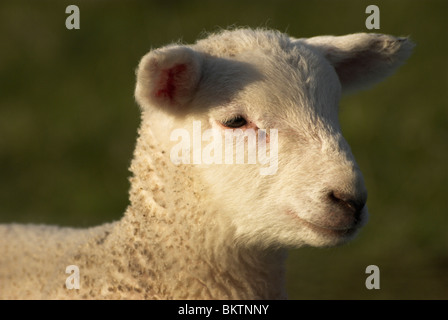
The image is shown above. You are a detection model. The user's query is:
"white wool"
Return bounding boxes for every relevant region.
[0,28,413,299]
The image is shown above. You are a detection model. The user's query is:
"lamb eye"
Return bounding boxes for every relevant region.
[221,116,247,128]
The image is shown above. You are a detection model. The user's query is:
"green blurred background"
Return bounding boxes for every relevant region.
[0,0,446,299]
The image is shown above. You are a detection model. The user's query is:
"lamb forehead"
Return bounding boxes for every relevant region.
[194,28,292,57]
[195,29,341,128]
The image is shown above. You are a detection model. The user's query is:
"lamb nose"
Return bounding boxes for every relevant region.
[329,191,366,217]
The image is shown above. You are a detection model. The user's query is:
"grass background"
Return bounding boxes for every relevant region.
[0,0,446,299]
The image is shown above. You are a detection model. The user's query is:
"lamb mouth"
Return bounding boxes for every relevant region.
[286,210,358,237]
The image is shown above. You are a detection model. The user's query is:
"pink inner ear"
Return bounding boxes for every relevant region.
[155,64,187,103]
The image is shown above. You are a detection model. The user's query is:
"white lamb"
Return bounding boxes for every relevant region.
[0,28,413,299]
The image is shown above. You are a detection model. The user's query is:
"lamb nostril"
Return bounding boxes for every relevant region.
[329,191,366,218]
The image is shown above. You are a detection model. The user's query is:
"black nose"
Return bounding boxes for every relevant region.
[329,191,367,219]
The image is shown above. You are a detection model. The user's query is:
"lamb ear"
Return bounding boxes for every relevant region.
[134,45,202,114]
[301,33,415,93]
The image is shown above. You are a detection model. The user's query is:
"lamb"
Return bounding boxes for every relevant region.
[0,28,413,299]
